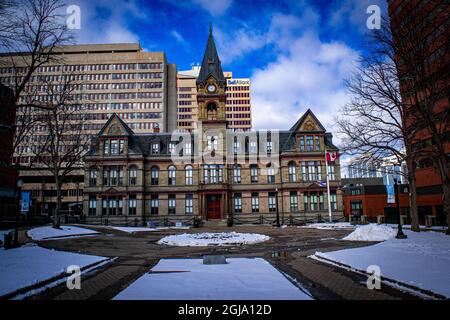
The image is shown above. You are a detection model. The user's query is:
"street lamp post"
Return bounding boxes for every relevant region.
[275,188,280,227]
[13,179,23,246]
[394,178,407,239]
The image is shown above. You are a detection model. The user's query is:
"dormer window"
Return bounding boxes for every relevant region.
[104,139,125,155]
[111,140,119,154]
[306,136,314,151]
[151,142,159,155]
[315,136,321,151]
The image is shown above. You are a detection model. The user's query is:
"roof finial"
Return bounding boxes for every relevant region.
[209,21,213,34]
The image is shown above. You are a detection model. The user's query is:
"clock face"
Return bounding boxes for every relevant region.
[207,84,216,93]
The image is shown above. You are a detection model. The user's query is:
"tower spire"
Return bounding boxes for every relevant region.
[197,23,226,85]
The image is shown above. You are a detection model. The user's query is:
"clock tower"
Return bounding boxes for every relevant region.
[196,24,227,125]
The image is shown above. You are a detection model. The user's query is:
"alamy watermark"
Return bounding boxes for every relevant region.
[366,265,381,290]
[66,5,81,30]
[366,5,381,30]
[66,265,81,290]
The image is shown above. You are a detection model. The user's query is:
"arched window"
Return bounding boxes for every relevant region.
[151,166,159,185]
[129,166,137,186]
[207,102,217,112]
[288,161,297,182]
[185,165,193,185]
[233,164,241,184]
[89,167,98,186]
[168,165,176,185]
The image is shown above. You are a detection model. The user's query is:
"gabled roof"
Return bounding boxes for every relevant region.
[98,113,135,136]
[196,25,226,85]
[289,108,326,133]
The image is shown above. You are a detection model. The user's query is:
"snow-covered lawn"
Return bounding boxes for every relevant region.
[114,258,312,300]
[301,222,354,230]
[343,224,397,241]
[27,225,99,240]
[157,232,269,246]
[0,244,108,297]
[312,230,450,298]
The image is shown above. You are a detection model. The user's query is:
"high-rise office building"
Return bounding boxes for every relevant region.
[0,43,177,213]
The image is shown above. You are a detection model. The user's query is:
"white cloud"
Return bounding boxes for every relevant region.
[170,30,187,45]
[69,0,148,45]
[214,28,267,64]
[250,24,359,132]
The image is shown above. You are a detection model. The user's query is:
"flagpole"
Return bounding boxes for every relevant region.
[325,148,332,223]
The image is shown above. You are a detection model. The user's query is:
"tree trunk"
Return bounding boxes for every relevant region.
[406,158,420,232]
[53,177,62,229]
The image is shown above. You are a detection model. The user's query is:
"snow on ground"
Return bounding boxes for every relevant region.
[301,222,354,230]
[114,258,312,300]
[0,243,108,297]
[313,230,450,298]
[157,232,269,246]
[27,225,99,240]
[343,224,397,241]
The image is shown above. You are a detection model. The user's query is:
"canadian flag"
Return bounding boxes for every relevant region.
[326,151,339,163]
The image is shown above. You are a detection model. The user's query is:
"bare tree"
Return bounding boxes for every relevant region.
[0,0,72,104]
[335,18,420,231]
[0,0,72,170]
[30,74,90,228]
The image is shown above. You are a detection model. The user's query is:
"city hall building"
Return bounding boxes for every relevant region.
[82,29,343,225]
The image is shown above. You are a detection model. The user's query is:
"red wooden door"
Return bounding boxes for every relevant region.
[207,200,221,219]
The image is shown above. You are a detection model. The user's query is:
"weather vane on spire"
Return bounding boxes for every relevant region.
[209,21,213,34]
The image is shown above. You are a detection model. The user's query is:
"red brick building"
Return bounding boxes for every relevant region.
[342,178,410,223]
[388,0,449,225]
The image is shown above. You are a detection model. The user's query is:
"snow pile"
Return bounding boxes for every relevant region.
[343,224,396,241]
[114,258,312,300]
[313,230,450,298]
[302,222,354,230]
[0,243,108,297]
[157,232,270,246]
[27,225,99,240]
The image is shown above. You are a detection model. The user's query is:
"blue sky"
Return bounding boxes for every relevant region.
[69,0,387,131]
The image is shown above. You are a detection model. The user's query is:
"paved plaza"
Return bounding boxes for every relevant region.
[10,225,420,300]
